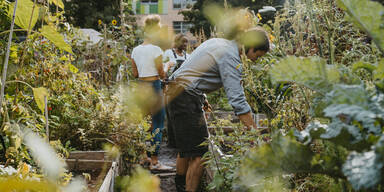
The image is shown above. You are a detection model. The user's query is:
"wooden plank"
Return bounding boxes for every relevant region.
[155,172,176,178]
[66,159,112,171]
[98,162,118,192]
[68,151,106,160]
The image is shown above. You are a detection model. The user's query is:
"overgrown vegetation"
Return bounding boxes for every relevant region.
[204,0,384,191]
[0,0,153,190]
[2,0,384,191]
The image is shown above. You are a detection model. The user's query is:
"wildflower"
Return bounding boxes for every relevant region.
[112,19,117,26]
[48,107,52,111]
[269,34,275,42]
[257,13,262,20]
[98,20,102,25]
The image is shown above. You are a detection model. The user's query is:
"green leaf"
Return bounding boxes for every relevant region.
[67,63,79,73]
[337,0,384,53]
[8,0,40,30]
[269,56,340,94]
[352,61,377,74]
[342,151,383,190]
[40,25,73,53]
[325,84,370,108]
[49,0,64,9]
[32,87,48,114]
[374,59,384,81]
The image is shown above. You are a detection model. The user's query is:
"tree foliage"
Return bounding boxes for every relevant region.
[181,0,285,37]
[63,0,120,28]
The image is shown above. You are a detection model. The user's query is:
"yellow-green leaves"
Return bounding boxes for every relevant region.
[32,87,48,114]
[49,0,64,9]
[203,4,254,39]
[337,0,384,53]
[269,56,340,93]
[8,0,40,30]
[67,64,79,73]
[0,177,57,192]
[7,0,72,53]
[352,59,384,91]
[40,25,73,53]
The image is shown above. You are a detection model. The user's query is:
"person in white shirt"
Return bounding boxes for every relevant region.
[164,34,190,149]
[163,34,189,76]
[130,15,170,171]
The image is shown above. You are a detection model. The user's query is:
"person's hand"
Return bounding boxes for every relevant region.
[168,61,175,67]
[203,99,212,112]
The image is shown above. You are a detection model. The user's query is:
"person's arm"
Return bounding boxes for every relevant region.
[131,58,139,78]
[238,112,257,129]
[217,50,256,129]
[155,55,165,79]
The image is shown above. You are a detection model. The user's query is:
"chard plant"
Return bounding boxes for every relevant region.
[237,0,384,191]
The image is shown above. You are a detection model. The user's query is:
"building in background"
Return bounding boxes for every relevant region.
[130,0,196,34]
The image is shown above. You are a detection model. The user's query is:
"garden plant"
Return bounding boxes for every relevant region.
[1,0,384,191]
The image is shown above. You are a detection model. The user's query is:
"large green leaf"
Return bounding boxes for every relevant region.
[342,150,383,190]
[269,56,340,94]
[40,25,72,53]
[337,0,384,53]
[8,0,39,30]
[49,0,64,9]
[325,84,370,108]
[238,133,315,189]
[32,87,48,114]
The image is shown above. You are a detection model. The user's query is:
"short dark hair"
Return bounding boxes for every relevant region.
[240,27,270,53]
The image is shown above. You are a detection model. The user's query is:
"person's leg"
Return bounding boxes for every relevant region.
[176,153,189,175]
[185,156,204,192]
[170,89,207,191]
[150,108,164,164]
[150,80,165,165]
[176,153,189,192]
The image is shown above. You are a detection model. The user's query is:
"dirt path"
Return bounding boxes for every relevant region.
[154,143,177,192]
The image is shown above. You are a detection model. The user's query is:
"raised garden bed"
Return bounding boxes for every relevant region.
[66,151,120,192]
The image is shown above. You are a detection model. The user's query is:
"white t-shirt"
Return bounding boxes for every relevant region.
[163,49,189,73]
[131,44,163,77]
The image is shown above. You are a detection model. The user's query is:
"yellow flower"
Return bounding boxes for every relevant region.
[257,13,262,20]
[98,20,102,25]
[112,19,117,26]
[269,34,275,42]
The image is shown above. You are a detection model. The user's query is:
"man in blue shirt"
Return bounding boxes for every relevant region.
[168,27,270,192]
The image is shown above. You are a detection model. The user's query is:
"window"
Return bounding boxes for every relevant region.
[173,21,193,34]
[173,0,196,9]
[139,0,158,14]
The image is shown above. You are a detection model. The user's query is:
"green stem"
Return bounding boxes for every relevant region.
[0,0,18,112]
[306,0,324,57]
[19,0,37,66]
[299,86,311,111]
[5,80,34,90]
[0,29,38,36]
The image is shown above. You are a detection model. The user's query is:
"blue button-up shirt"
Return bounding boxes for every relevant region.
[170,38,251,115]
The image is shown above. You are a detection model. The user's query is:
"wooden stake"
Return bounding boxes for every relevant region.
[44,96,49,141]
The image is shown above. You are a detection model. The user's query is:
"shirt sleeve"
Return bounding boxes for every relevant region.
[154,46,163,58]
[131,48,136,60]
[217,52,251,116]
[162,50,168,61]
